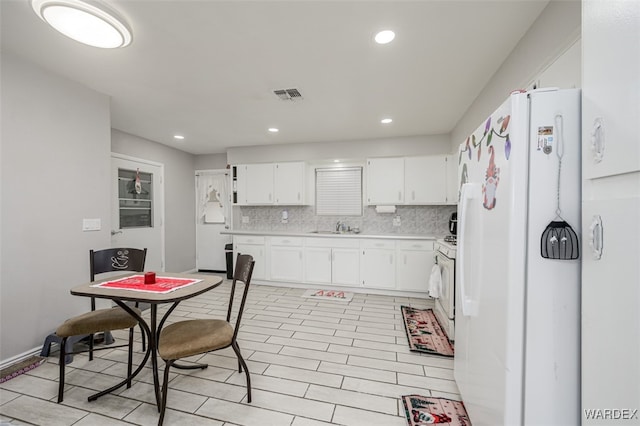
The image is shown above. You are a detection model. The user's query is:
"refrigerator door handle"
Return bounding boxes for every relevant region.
[458,182,481,317]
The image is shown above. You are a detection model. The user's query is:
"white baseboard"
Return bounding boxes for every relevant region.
[0,346,44,370]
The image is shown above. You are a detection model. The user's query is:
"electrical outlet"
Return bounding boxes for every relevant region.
[242,216,249,224]
[392,215,401,227]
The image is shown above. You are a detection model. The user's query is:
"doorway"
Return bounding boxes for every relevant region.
[195,170,231,272]
[111,154,165,272]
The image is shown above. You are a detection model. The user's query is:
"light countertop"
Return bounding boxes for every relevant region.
[222,229,438,241]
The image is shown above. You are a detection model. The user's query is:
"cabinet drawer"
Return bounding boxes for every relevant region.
[269,236,303,246]
[234,235,265,245]
[361,239,396,250]
[305,237,360,249]
[397,240,434,251]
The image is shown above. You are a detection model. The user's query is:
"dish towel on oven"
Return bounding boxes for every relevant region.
[428,265,442,298]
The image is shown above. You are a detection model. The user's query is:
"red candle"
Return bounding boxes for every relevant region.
[144,272,156,284]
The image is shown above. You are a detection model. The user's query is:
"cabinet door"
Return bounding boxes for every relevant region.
[582,0,640,178]
[270,245,303,282]
[366,158,404,205]
[361,248,396,289]
[582,196,640,417]
[304,247,332,284]
[275,162,305,205]
[404,156,447,204]
[234,243,265,280]
[445,154,458,204]
[245,164,274,205]
[397,248,434,292]
[332,248,360,286]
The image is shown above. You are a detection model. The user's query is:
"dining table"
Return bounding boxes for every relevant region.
[69,272,223,409]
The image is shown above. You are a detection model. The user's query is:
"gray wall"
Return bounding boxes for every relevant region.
[450,0,581,151]
[227,134,450,165]
[1,52,111,362]
[111,130,197,273]
[194,153,228,170]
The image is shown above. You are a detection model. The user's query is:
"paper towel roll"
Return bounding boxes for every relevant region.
[375,205,396,214]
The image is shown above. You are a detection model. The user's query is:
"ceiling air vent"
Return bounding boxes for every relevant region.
[273,88,303,101]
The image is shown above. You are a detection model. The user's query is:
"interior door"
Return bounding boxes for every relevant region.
[111,155,164,272]
[196,170,231,271]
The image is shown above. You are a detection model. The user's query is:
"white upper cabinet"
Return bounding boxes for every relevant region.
[246,163,274,204]
[234,162,306,206]
[274,162,305,205]
[582,0,640,178]
[366,157,404,205]
[445,154,458,204]
[405,156,447,204]
[367,155,456,205]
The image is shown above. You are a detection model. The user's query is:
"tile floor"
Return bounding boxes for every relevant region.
[0,280,460,425]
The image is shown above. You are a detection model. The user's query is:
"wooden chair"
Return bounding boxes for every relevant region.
[53,248,147,403]
[157,254,255,425]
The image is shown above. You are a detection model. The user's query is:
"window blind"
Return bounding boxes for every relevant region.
[315,167,362,216]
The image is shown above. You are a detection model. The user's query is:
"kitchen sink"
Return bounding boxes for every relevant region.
[309,230,341,234]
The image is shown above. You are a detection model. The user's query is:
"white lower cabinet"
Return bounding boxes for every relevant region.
[233,235,265,280]
[268,237,303,282]
[360,239,396,289]
[396,240,435,292]
[304,238,360,286]
[236,234,434,293]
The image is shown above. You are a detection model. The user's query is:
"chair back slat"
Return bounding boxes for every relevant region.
[90,248,147,281]
[227,253,255,340]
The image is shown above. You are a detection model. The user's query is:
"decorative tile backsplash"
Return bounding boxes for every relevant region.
[234,205,457,237]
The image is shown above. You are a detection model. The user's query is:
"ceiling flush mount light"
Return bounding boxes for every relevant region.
[374,30,395,45]
[174,135,185,140]
[31,0,132,48]
[268,128,279,133]
[381,118,393,124]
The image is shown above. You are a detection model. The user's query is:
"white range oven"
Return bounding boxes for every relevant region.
[434,238,456,341]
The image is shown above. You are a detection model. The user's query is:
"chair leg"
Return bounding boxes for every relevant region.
[57,337,68,403]
[158,360,173,426]
[232,341,251,403]
[127,327,134,389]
[88,333,94,361]
[135,302,146,352]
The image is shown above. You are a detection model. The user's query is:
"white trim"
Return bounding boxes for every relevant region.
[0,347,43,371]
[111,152,165,271]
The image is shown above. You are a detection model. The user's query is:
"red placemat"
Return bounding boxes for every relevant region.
[92,275,202,294]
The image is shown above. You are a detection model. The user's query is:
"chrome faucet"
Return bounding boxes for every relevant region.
[336,221,342,232]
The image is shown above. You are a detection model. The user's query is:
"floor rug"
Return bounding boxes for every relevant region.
[402,395,471,426]
[0,356,46,383]
[302,289,354,302]
[401,306,454,357]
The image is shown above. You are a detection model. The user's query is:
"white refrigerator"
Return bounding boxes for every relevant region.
[454,88,581,425]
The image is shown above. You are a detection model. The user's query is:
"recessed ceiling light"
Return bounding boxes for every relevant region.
[374,30,395,45]
[31,0,132,49]
[268,128,279,133]
[381,118,393,124]
[174,135,185,140]
[334,159,340,163]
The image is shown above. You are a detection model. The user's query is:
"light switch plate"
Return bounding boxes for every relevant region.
[82,218,101,231]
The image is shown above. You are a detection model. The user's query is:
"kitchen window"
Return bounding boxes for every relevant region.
[315,167,362,216]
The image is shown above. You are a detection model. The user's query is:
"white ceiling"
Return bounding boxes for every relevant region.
[1,0,550,155]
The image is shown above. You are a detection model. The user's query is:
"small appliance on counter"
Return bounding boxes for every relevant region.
[449,212,457,236]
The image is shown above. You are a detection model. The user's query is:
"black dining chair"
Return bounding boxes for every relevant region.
[157,253,255,425]
[51,248,147,403]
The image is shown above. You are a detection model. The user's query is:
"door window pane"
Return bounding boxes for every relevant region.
[118,168,153,228]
